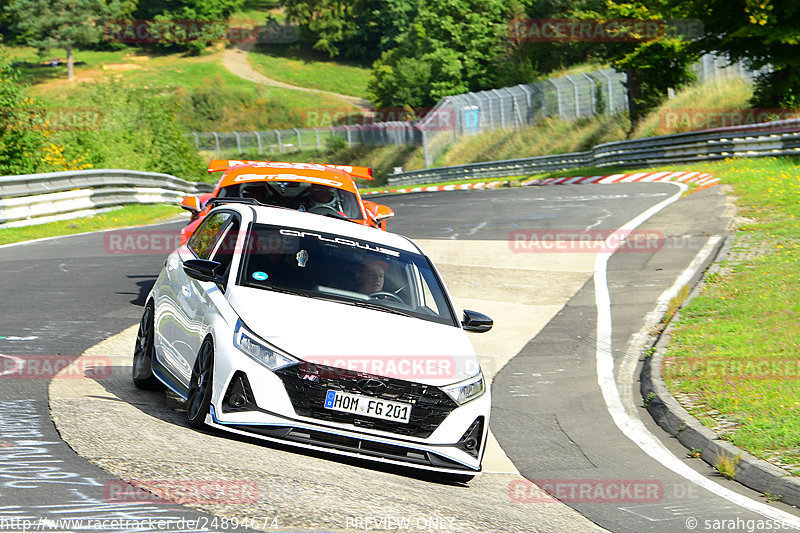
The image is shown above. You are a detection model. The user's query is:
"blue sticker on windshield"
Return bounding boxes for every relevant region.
[252,271,268,281]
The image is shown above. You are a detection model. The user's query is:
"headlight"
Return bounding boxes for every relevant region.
[233,320,298,371]
[443,371,485,405]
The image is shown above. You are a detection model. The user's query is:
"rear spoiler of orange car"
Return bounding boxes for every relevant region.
[207,159,374,181]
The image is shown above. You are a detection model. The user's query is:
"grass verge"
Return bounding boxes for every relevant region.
[658,157,800,475]
[0,204,185,246]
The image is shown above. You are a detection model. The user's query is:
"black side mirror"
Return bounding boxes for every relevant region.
[183,259,223,283]
[461,310,493,333]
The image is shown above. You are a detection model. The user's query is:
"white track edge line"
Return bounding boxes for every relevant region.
[594,183,800,526]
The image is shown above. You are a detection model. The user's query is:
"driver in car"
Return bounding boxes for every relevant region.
[306,184,342,213]
[355,259,388,294]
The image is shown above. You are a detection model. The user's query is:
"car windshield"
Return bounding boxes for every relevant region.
[238,224,457,326]
[219,182,362,220]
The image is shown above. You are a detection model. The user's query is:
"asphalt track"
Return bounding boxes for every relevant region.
[2,183,799,532]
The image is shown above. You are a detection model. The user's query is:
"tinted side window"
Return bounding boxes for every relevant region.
[209,218,240,281]
[189,212,231,259]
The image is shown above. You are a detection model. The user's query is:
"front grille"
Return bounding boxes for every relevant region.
[274,363,458,438]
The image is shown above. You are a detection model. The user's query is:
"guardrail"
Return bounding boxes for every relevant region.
[0,169,212,227]
[388,118,800,185]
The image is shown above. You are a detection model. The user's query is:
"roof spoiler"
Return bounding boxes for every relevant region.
[207,159,374,181]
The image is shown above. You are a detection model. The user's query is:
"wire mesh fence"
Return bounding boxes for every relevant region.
[188,55,764,167]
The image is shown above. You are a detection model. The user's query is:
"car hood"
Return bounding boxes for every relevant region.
[227,287,479,386]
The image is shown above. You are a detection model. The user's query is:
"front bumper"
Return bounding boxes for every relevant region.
[209,359,490,474]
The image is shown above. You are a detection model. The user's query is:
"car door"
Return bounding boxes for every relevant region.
[159,211,233,386]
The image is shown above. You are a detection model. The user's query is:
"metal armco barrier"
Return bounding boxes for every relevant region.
[388,118,800,186]
[0,169,212,227]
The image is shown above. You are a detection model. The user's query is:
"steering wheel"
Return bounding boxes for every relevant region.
[308,205,348,219]
[368,291,404,303]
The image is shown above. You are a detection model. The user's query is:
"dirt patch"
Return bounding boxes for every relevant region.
[102,63,142,71]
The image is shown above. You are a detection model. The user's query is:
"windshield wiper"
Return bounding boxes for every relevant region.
[254,284,312,298]
[349,300,414,318]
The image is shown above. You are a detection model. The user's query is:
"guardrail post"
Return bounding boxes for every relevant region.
[233,131,242,154]
[345,126,352,147]
[211,132,220,154]
[315,128,321,151]
[192,132,200,149]
[254,131,263,155]
[274,129,282,153]
[294,128,302,151]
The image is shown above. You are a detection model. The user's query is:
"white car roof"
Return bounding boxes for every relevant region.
[235,204,421,254]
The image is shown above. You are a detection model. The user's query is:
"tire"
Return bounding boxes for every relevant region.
[132,302,164,390]
[186,339,214,429]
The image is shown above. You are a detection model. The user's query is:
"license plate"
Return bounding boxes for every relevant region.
[324,390,411,424]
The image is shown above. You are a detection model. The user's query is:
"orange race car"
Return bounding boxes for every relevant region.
[178,159,395,244]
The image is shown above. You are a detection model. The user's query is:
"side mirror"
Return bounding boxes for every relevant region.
[180,196,202,215]
[183,259,222,283]
[461,310,493,333]
[372,203,395,222]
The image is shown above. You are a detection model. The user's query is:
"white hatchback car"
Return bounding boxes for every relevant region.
[133,202,493,479]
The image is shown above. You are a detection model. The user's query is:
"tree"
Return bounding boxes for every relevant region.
[0,41,89,174]
[573,1,699,131]
[131,0,245,54]
[367,0,517,108]
[281,0,417,62]
[689,0,800,108]
[6,0,121,80]
[0,42,44,174]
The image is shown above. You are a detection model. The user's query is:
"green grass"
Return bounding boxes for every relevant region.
[247,43,371,99]
[632,78,755,138]
[7,46,134,85]
[7,45,354,131]
[434,114,630,169]
[659,157,800,474]
[0,204,185,246]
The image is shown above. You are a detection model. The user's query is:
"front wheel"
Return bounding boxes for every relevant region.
[186,339,214,429]
[132,302,163,390]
